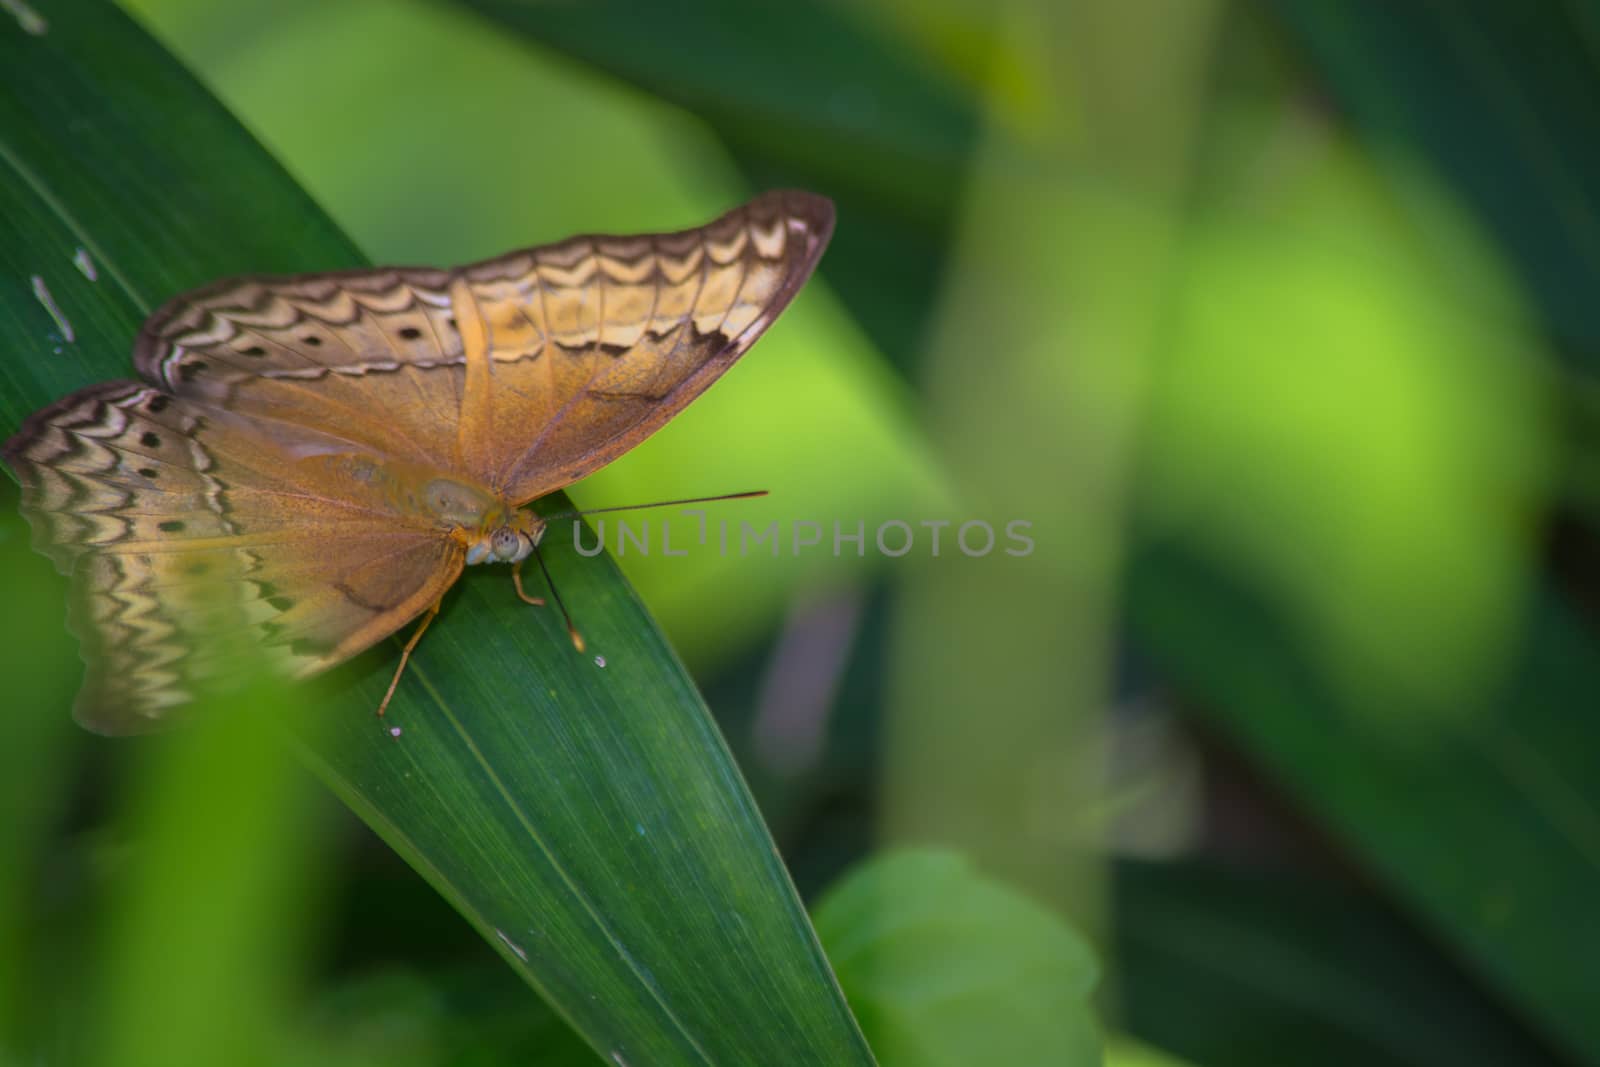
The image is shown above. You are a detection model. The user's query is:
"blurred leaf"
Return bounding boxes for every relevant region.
[0,491,80,1047]
[312,850,1121,1067]
[1,4,871,1064]
[88,688,329,1067]
[1267,2,1600,362]
[1142,147,1550,727]
[1113,860,1566,1067]
[297,966,596,1067]
[698,582,888,883]
[1103,1037,1199,1067]
[1131,104,1599,1061]
[454,0,984,373]
[814,849,1102,1067]
[459,0,976,219]
[1264,0,1600,649]
[1128,546,1600,1063]
[1262,0,1600,734]
[878,0,1221,954]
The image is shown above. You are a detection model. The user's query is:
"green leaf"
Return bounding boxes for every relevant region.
[1266,0,1600,547]
[0,4,872,1064]
[1129,543,1600,1063]
[296,965,599,1067]
[1131,129,1600,1062]
[458,0,976,223]
[300,970,466,1067]
[454,0,983,374]
[1114,860,1566,1067]
[814,849,1102,1067]
[1104,1038,1199,1067]
[1268,1,1600,362]
[0,481,79,1051]
[87,685,331,1067]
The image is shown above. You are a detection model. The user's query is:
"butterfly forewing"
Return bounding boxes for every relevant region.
[131,189,834,499]
[462,189,835,500]
[3,190,834,731]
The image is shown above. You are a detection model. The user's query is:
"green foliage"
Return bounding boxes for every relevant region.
[460,0,979,374]
[3,0,1598,1065]
[87,691,328,1067]
[1114,860,1562,1066]
[815,850,1101,1067]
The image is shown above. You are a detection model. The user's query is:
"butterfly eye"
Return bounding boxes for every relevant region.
[491,527,524,561]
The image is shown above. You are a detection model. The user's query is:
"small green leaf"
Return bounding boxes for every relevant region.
[815,849,1101,1067]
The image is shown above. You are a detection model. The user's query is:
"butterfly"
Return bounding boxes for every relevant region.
[2,190,835,735]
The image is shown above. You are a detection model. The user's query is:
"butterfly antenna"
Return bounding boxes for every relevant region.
[530,490,767,656]
[539,489,767,522]
[531,541,585,653]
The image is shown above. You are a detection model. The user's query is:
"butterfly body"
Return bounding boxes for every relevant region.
[3,190,834,733]
[295,452,543,565]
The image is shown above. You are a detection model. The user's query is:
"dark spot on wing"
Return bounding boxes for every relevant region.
[158,520,185,532]
[399,327,422,340]
[138,468,159,480]
[141,432,161,448]
[178,361,206,382]
[335,580,388,612]
[146,395,170,413]
[241,345,266,357]
[266,595,295,612]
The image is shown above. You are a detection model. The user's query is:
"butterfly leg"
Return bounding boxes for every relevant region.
[511,559,546,607]
[377,600,442,717]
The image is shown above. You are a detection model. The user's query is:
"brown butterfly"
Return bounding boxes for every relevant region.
[2,190,834,734]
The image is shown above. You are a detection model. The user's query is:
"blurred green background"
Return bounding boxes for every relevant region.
[4,0,1599,1064]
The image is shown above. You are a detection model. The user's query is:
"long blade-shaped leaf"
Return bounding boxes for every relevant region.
[0,4,873,1063]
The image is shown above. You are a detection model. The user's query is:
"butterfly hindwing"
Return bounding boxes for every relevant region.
[2,382,463,733]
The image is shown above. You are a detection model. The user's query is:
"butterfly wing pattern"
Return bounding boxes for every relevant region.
[3,380,467,732]
[3,190,834,732]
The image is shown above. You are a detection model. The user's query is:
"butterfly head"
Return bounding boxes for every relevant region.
[465,506,546,567]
